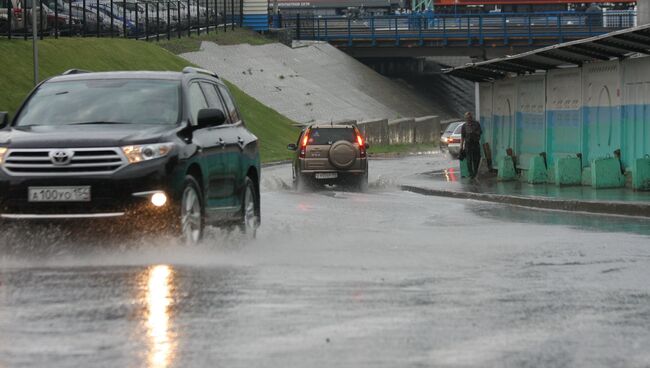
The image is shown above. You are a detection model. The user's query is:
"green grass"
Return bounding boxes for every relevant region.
[156,28,276,55]
[0,38,298,162]
[368,143,439,155]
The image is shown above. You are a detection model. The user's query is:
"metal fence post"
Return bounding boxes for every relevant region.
[54,0,58,39]
[23,2,26,40]
[145,2,148,40]
[167,1,171,39]
[156,2,159,41]
[394,16,398,46]
[223,0,226,32]
[213,0,217,32]
[371,16,375,46]
[82,0,86,37]
[527,14,532,45]
[110,0,114,38]
[39,0,43,40]
[135,2,139,37]
[196,0,200,35]
[240,0,243,26]
[178,1,181,38]
[231,0,234,30]
[68,0,72,36]
[7,0,12,39]
[187,0,191,37]
[123,0,126,37]
[206,0,210,33]
[95,0,100,36]
[558,12,563,43]
[418,15,423,46]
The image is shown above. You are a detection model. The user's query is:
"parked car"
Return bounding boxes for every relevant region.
[288,124,369,190]
[440,120,463,151]
[0,67,260,243]
[0,0,48,34]
[447,122,464,158]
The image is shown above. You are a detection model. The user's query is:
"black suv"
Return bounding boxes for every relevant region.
[0,67,260,243]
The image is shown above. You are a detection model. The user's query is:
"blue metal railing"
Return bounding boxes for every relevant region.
[274,11,636,47]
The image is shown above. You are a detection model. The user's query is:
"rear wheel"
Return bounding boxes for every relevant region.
[179,176,204,245]
[239,177,260,238]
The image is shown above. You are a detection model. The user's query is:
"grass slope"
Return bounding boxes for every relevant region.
[0,38,297,162]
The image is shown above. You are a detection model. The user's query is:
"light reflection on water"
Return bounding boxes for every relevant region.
[146,265,175,368]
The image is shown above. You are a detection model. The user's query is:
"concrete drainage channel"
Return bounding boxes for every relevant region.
[401,185,650,219]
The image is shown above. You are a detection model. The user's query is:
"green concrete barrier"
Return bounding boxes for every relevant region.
[633,157,650,191]
[554,157,582,186]
[591,157,625,188]
[527,156,547,184]
[497,156,516,181]
[582,167,592,186]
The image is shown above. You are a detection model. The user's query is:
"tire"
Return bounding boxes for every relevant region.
[179,175,205,245]
[239,177,260,238]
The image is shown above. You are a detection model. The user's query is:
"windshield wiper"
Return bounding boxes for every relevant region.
[69,121,131,125]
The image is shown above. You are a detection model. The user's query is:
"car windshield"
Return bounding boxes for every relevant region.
[308,127,356,145]
[14,79,181,126]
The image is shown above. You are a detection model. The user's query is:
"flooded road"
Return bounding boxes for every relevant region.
[1,154,650,367]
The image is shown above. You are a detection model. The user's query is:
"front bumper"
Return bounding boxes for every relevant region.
[0,158,179,220]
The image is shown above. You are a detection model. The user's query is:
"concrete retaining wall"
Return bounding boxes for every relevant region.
[357,119,389,145]
[388,118,415,144]
[413,116,441,144]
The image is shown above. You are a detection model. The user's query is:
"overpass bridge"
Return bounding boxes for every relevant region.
[276,11,636,58]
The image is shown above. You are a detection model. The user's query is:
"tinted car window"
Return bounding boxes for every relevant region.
[14,79,181,126]
[200,82,229,123]
[308,128,356,145]
[188,82,208,125]
[217,85,240,123]
[453,123,464,134]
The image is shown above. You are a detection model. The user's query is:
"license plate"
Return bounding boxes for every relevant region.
[28,186,91,202]
[315,173,338,180]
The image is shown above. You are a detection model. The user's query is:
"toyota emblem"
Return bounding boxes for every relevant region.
[49,150,74,166]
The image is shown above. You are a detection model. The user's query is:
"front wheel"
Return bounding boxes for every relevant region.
[179,176,204,245]
[239,177,260,238]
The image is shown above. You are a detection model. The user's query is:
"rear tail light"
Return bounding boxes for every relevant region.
[299,128,310,159]
[355,127,366,158]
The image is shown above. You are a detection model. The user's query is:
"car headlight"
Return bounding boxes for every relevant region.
[0,147,7,164]
[122,143,174,164]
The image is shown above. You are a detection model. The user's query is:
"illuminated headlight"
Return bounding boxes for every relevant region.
[122,143,174,164]
[0,147,7,164]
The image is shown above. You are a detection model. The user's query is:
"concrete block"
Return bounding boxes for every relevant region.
[388,118,415,145]
[357,119,388,146]
[581,167,592,186]
[554,157,582,186]
[546,164,555,184]
[633,157,650,191]
[497,156,516,181]
[591,157,624,188]
[460,158,470,178]
[527,156,547,184]
[413,115,440,144]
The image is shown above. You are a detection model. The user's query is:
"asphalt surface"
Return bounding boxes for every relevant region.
[1,154,650,368]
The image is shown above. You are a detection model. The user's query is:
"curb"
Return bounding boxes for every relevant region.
[401,185,650,219]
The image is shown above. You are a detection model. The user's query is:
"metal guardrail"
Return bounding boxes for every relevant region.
[1,0,243,40]
[273,11,636,47]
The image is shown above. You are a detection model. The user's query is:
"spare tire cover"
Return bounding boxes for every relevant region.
[329,141,357,169]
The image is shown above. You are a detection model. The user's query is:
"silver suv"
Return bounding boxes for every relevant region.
[288,124,369,190]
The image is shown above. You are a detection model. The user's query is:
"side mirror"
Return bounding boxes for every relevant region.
[0,112,9,129]
[287,143,297,151]
[196,108,226,129]
[364,142,370,149]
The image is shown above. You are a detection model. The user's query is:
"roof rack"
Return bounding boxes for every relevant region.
[61,69,92,75]
[182,66,219,79]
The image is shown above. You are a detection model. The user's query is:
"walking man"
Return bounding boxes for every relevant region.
[460,112,482,179]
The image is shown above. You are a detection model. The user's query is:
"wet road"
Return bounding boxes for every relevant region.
[1,154,650,367]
